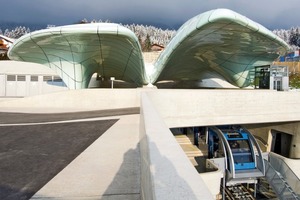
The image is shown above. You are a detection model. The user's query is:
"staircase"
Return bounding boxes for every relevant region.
[264,160,300,200]
[175,134,203,158]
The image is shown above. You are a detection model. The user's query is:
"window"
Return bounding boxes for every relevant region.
[43,76,52,82]
[53,76,62,82]
[17,75,26,81]
[31,76,38,82]
[7,75,16,81]
[230,140,253,163]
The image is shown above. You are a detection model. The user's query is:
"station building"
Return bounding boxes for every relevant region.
[1,8,300,200]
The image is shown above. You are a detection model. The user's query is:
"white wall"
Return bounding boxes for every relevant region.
[145,89,300,128]
[6,75,17,96]
[140,92,214,200]
[0,74,68,97]
[0,89,141,113]
[0,75,5,96]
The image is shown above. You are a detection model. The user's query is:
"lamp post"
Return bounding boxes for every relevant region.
[110,77,115,89]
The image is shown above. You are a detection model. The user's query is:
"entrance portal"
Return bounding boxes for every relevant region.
[271,130,292,157]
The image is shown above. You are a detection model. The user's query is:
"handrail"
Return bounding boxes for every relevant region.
[210,127,235,178]
[268,153,300,195]
[242,127,265,176]
[253,135,268,146]
[264,159,300,199]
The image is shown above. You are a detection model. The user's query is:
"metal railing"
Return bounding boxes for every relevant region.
[264,159,300,200]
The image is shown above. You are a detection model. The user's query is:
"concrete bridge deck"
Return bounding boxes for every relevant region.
[1,88,300,199]
[0,109,140,200]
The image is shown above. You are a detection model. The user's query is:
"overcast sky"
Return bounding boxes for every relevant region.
[1,0,299,30]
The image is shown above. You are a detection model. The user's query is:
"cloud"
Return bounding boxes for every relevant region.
[1,0,299,29]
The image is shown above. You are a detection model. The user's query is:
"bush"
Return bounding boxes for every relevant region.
[289,72,300,89]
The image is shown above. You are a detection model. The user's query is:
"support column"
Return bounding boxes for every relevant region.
[290,122,300,158]
[193,127,199,146]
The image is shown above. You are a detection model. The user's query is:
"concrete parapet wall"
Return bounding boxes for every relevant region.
[268,152,300,192]
[145,89,300,128]
[199,172,222,199]
[140,92,213,200]
[0,89,141,113]
[269,152,300,180]
[200,159,223,199]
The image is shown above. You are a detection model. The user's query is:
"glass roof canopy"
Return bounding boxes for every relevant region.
[151,9,290,88]
[8,9,290,89]
[8,23,147,89]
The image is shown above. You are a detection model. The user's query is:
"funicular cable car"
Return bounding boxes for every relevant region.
[207,126,265,187]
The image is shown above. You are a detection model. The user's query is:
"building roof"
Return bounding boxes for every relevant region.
[0,35,14,53]
[8,9,290,89]
[8,23,147,89]
[151,9,290,87]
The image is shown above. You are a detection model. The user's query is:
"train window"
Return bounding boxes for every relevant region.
[229,140,253,163]
[227,132,243,138]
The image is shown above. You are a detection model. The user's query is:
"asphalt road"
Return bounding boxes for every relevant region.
[0,108,139,200]
[0,107,139,124]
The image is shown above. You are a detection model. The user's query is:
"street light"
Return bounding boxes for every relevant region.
[110,77,115,89]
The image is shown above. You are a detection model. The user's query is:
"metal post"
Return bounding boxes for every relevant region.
[254,182,257,198]
[110,77,115,89]
[194,127,199,146]
[223,177,225,200]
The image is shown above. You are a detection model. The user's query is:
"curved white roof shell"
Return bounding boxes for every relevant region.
[8,9,290,89]
[8,23,147,89]
[151,9,290,88]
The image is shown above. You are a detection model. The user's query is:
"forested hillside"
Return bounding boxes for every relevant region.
[1,21,300,87]
[0,22,176,51]
[273,27,300,50]
[1,20,299,51]
[0,26,30,39]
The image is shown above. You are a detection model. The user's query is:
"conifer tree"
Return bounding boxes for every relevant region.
[143,34,151,52]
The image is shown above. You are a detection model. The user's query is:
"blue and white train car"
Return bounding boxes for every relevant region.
[207,125,265,185]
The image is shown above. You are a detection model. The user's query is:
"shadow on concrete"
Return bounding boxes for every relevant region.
[101,145,141,200]
[0,107,139,124]
[0,119,118,200]
[89,80,138,88]
[194,156,217,173]
[155,80,224,89]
